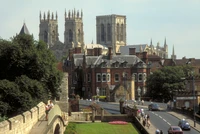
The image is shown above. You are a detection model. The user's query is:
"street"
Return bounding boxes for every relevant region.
[79,100,200,134]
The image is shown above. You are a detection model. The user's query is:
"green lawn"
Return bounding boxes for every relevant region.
[65,122,139,134]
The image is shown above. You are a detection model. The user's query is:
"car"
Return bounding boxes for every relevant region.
[178,119,191,130]
[168,126,183,134]
[148,103,160,111]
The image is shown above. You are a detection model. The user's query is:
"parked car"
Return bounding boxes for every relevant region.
[168,126,183,134]
[148,103,160,111]
[178,119,191,130]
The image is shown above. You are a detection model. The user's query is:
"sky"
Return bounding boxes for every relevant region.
[0,0,200,59]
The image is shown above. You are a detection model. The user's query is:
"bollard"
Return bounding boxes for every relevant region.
[101,108,104,121]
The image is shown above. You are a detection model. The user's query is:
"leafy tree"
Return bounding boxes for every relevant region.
[146,66,191,102]
[0,34,63,117]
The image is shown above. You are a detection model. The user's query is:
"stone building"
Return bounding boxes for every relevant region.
[119,38,168,59]
[96,14,126,54]
[39,9,85,60]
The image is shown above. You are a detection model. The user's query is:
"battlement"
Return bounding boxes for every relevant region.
[65,9,83,20]
[0,102,45,134]
[40,11,58,22]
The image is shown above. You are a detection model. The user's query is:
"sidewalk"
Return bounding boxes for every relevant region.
[168,111,200,133]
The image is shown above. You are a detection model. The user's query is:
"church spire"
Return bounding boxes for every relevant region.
[150,38,152,46]
[171,45,176,60]
[40,11,41,21]
[56,11,58,20]
[81,9,83,18]
[164,37,167,46]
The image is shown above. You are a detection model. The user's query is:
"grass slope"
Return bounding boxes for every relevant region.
[75,122,138,134]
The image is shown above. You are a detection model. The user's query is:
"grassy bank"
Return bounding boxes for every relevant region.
[65,122,139,134]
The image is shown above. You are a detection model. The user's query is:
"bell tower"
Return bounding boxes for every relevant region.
[39,11,59,48]
[64,9,84,51]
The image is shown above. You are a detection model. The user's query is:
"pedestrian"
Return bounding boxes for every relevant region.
[147,114,150,121]
[49,100,54,109]
[142,100,144,105]
[160,130,163,134]
[45,102,50,121]
[155,129,160,134]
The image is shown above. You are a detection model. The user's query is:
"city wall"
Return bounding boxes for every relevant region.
[0,102,45,134]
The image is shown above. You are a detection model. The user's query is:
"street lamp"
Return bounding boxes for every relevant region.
[123,72,127,101]
[137,87,141,104]
[187,69,196,127]
[192,74,196,127]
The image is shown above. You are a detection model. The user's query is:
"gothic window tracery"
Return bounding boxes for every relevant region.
[78,29,81,42]
[44,31,48,43]
[117,23,119,41]
[107,23,111,41]
[120,24,123,41]
[69,29,73,42]
[101,24,105,42]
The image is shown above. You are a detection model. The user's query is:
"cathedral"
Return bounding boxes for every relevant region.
[38,9,168,60]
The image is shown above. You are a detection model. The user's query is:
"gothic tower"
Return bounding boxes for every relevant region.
[96,14,126,54]
[64,9,84,51]
[39,11,59,48]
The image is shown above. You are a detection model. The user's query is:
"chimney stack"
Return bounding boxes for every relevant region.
[129,48,136,55]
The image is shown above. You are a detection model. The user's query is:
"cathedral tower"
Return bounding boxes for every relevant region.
[39,11,59,48]
[96,14,126,54]
[64,9,84,50]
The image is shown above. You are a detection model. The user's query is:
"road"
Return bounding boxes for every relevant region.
[79,100,200,134]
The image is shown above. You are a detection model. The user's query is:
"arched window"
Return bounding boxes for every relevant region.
[69,29,73,42]
[52,30,56,43]
[44,31,48,43]
[117,23,120,41]
[107,23,111,41]
[120,24,123,41]
[78,29,81,42]
[101,24,105,42]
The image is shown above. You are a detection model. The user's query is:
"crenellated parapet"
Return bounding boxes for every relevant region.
[0,102,45,134]
[40,11,58,22]
[65,8,83,20]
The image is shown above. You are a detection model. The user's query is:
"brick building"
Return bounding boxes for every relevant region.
[63,47,150,102]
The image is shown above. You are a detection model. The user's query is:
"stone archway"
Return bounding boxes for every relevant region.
[54,123,60,134]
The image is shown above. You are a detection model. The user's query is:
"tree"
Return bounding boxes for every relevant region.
[146,66,190,102]
[0,34,63,117]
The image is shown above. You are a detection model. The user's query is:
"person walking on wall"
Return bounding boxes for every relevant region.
[45,102,50,121]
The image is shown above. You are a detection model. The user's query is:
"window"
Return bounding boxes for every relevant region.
[115,62,119,68]
[138,73,143,81]
[96,73,101,82]
[101,24,105,42]
[107,73,110,82]
[69,29,73,42]
[120,24,123,41]
[132,73,137,81]
[115,73,120,82]
[102,73,107,82]
[78,29,81,42]
[87,73,91,82]
[117,23,119,41]
[143,73,146,81]
[107,23,111,41]
[44,31,48,43]
[100,88,106,96]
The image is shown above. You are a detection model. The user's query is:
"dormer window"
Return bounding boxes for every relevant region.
[115,62,119,68]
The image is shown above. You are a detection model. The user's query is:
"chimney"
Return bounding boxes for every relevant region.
[108,47,112,60]
[129,48,136,55]
[74,47,81,53]
[142,52,148,64]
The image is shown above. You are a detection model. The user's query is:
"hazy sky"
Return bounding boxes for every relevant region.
[0,0,200,59]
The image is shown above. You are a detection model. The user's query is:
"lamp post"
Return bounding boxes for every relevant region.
[123,72,127,101]
[137,87,141,104]
[192,75,196,127]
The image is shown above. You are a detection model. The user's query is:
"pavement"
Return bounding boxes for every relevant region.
[141,111,200,134]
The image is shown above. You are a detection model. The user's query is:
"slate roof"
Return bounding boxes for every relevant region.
[119,44,148,55]
[73,53,143,67]
[19,23,30,35]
